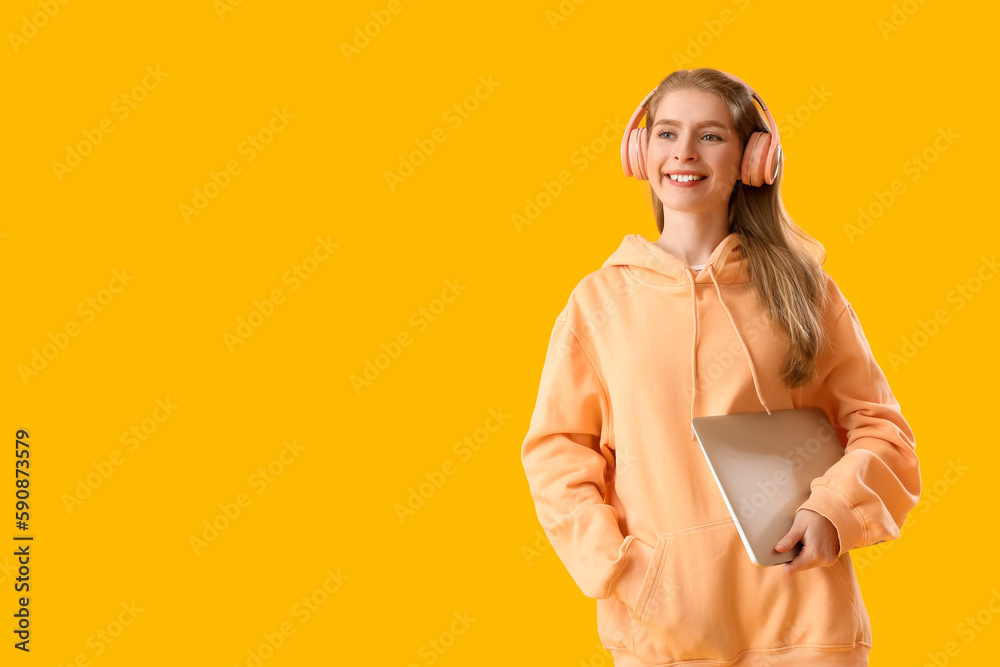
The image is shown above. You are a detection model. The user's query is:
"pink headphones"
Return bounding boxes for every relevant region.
[620,71,783,186]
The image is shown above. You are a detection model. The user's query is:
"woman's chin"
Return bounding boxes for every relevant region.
[656,193,708,211]
[654,188,729,213]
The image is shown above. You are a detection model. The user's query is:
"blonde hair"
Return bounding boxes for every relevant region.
[645,68,830,388]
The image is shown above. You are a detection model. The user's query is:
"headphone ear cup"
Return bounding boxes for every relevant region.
[627,127,649,181]
[741,131,773,187]
[636,128,648,180]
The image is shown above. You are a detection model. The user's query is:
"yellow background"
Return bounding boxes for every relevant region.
[1,0,997,665]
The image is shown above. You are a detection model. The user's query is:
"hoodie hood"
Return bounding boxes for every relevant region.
[602,231,827,284]
[602,232,767,439]
[602,232,750,288]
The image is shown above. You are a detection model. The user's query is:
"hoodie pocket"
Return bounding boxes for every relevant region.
[630,519,862,665]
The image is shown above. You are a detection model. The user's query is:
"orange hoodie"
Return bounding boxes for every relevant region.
[520,232,921,666]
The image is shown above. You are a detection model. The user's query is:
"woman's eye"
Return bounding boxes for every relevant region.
[657,131,720,141]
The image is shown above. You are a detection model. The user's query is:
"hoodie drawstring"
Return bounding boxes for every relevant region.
[687,264,771,440]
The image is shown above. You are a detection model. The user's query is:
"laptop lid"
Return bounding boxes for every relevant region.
[690,407,845,567]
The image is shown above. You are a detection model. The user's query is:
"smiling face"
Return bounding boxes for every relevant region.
[646,88,743,215]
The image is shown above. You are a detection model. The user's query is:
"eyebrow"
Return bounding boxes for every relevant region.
[652,119,729,130]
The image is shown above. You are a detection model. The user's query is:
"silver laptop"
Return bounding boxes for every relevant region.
[690,407,845,567]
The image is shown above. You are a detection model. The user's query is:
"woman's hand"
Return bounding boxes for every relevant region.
[775,508,841,574]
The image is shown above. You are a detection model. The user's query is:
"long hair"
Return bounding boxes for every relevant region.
[645,68,829,388]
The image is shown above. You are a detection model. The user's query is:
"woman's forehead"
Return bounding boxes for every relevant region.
[653,90,735,127]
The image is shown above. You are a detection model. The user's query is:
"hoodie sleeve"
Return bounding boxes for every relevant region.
[520,313,655,610]
[796,302,921,557]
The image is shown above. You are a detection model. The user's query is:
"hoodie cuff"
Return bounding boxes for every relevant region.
[796,483,865,558]
[610,536,656,611]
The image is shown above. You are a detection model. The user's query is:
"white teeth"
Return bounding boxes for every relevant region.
[669,174,706,182]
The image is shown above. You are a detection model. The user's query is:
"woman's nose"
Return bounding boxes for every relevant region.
[671,141,697,161]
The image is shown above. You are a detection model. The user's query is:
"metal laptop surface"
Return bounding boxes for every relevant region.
[691,407,845,567]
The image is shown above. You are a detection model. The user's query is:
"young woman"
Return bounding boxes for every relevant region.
[520,68,921,666]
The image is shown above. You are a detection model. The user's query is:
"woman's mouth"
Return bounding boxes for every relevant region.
[666,173,708,187]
